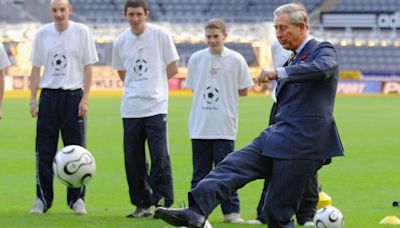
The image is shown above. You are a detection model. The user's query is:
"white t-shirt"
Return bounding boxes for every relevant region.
[271,40,292,102]
[185,47,254,140]
[271,40,292,68]
[30,21,98,90]
[112,24,179,118]
[0,42,11,70]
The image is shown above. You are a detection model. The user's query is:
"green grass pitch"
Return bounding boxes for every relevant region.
[0,94,399,227]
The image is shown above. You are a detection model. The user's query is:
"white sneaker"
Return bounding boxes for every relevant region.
[30,199,44,214]
[223,213,245,224]
[204,220,212,228]
[303,221,315,227]
[72,198,87,215]
[247,219,263,225]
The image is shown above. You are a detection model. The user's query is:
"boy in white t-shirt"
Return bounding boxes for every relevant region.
[185,19,254,224]
[29,0,98,215]
[112,0,179,218]
[0,42,11,119]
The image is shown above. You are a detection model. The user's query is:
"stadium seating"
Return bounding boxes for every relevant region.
[335,45,400,72]
[69,0,125,24]
[64,0,328,24]
[2,0,400,74]
[148,0,325,23]
[176,42,257,66]
[330,0,400,12]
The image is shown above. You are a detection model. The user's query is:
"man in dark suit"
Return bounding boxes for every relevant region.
[155,3,344,228]
[247,40,319,227]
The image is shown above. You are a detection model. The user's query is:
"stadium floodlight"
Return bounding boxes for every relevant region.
[380,40,389,47]
[367,40,377,47]
[339,39,350,47]
[354,39,364,47]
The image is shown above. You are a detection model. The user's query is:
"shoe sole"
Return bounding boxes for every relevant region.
[30,211,44,215]
[74,211,87,215]
[154,210,192,227]
[126,212,153,218]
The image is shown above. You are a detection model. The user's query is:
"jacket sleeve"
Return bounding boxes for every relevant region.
[284,41,339,83]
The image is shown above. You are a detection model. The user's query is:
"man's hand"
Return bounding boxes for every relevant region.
[78,100,88,117]
[30,100,38,118]
[256,67,278,85]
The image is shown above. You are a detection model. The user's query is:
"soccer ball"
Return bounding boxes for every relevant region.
[313,206,344,228]
[51,53,67,71]
[53,145,96,188]
[203,86,220,105]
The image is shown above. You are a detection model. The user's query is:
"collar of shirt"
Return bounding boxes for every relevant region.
[293,36,313,60]
[208,46,228,57]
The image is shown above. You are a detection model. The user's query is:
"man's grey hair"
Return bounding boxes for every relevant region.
[273,3,309,28]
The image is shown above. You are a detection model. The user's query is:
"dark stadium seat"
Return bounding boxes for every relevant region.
[147,0,325,23]
[331,0,400,12]
[335,45,400,72]
[175,42,257,66]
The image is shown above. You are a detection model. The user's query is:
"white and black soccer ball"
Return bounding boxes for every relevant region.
[53,145,96,188]
[51,53,67,71]
[203,86,220,105]
[313,206,344,228]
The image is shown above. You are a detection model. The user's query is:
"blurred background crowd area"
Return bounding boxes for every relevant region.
[1,0,399,94]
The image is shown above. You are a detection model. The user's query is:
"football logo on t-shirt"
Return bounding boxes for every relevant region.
[203,86,219,105]
[51,53,68,76]
[133,58,148,76]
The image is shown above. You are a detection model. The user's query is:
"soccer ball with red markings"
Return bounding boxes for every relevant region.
[53,145,96,188]
[313,206,344,228]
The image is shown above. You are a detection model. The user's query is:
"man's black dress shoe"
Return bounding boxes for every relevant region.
[155,207,205,228]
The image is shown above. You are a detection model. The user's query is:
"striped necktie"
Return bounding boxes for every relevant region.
[285,51,296,66]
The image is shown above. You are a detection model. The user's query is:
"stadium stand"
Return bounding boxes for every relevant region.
[1,0,400,74]
[176,42,257,66]
[330,0,400,12]
[148,0,325,23]
[335,45,400,72]
[69,0,126,24]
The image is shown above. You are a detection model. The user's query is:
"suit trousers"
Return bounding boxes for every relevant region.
[254,102,320,224]
[189,142,323,228]
[191,139,239,215]
[256,174,319,224]
[123,114,174,208]
[35,88,86,212]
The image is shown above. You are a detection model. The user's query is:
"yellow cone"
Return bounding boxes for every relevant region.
[317,191,332,209]
[379,216,400,224]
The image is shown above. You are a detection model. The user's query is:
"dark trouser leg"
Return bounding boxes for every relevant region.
[256,180,268,223]
[145,114,174,207]
[191,140,213,190]
[59,89,86,207]
[189,143,270,217]
[264,159,323,228]
[123,118,151,208]
[296,174,319,224]
[35,90,60,212]
[212,140,240,215]
[257,174,319,225]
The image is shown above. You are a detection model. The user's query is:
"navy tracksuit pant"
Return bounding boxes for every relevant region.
[35,89,86,212]
[123,114,174,208]
[191,139,240,215]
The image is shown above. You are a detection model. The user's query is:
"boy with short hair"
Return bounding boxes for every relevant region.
[185,18,254,224]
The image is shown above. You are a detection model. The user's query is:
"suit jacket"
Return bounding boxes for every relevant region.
[256,38,344,160]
